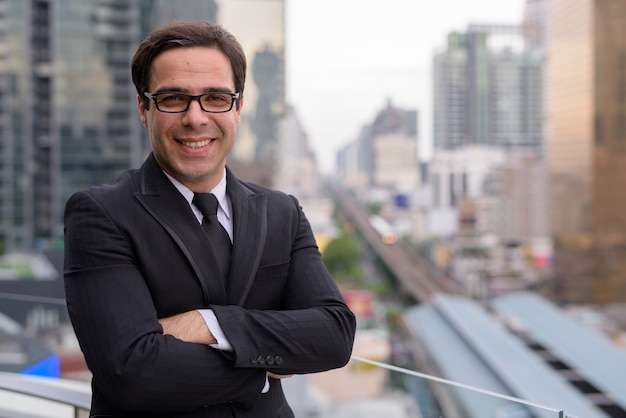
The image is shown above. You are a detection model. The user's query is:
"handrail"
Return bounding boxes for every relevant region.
[0,372,91,410]
[0,292,67,306]
[350,355,563,414]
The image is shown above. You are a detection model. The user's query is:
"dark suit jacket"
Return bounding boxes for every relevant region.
[64,154,356,417]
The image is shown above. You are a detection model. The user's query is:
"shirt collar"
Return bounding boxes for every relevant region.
[163,169,232,220]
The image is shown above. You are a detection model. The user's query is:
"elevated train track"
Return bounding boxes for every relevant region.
[328,185,464,303]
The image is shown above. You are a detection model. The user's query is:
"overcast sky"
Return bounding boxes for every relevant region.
[285,0,526,172]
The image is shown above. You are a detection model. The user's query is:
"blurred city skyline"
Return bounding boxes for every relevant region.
[286,0,525,172]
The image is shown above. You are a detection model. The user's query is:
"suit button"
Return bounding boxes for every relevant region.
[250,355,258,366]
[265,355,274,366]
[274,356,283,365]
[258,356,266,366]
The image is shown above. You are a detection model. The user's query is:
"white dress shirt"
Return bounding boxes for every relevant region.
[163,170,233,351]
[163,170,271,393]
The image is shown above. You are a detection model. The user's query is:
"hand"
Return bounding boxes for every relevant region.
[267,372,293,380]
[159,311,217,345]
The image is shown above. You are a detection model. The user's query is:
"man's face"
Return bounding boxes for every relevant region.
[138,46,243,192]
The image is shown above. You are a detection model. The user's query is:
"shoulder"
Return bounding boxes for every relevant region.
[226,167,298,207]
[66,168,140,208]
[238,178,300,209]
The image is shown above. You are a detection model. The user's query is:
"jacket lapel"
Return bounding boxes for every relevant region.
[133,154,227,305]
[225,168,267,306]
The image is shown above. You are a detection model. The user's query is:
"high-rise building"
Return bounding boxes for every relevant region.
[0,0,149,251]
[1,1,58,251]
[337,100,418,189]
[0,0,143,251]
[433,24,543,155]
[547,0,626,303]
[523,0,548,52]
[0,0,285,252]
[214,0,285,187]
[275,105,318,198]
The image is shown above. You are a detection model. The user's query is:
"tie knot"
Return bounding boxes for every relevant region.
[193,193,219,218]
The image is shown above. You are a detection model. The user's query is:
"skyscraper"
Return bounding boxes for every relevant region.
[433,24,543,155]
[547,0,626,303]
[337,100,418,189]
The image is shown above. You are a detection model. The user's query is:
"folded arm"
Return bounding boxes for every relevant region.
[64,191,265,412]
[159,311,292,380]
[157,194,356,377]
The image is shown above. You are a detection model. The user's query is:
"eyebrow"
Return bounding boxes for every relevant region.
[152,86,236,94]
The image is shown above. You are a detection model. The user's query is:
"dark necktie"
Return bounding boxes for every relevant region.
[192,193,232,282]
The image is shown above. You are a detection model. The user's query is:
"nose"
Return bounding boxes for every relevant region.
[181,98,210,127]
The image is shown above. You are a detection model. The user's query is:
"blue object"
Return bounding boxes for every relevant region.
[20,354,60,378]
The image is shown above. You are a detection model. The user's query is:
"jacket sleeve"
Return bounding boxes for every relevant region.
[212,195,357,375]
[63,190,266,413]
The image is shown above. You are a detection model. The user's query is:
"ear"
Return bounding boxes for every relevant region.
[137,95,148,127]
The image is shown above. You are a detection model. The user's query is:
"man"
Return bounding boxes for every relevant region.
[64,20,356,417]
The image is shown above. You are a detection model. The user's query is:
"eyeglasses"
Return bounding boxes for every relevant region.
[143,91,240,113]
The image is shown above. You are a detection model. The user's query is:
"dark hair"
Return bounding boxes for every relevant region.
[131,20,246,109]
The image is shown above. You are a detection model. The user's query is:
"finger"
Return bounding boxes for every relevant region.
[267,373,293,379]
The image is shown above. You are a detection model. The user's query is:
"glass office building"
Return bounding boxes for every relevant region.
[0,0,59,251]
[547,0,626,303]
[432,24,544,155]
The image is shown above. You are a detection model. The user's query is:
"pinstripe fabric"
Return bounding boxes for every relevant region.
[64,154,356,417]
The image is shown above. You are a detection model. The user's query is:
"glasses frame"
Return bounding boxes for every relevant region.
[143,91,240,114]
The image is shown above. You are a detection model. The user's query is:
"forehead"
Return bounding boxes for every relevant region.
[149,46,235,91]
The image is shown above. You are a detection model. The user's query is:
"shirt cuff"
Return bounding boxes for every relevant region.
[197,309,233,352]
[262,375,270,393]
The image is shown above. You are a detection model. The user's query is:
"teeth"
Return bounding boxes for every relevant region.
[181,139,211,149]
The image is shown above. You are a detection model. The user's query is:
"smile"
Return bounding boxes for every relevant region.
[179,139,212,149]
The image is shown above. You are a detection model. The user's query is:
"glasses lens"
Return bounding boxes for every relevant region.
[155,93,189,112]
[200,93,234,112]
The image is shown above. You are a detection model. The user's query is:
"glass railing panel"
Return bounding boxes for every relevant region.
[0,388,77,418]
[0,373,90,418]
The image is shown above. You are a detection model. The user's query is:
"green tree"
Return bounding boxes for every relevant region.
[322,234,363,284]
